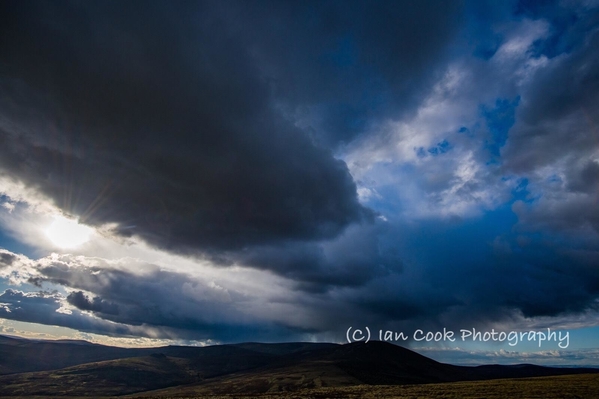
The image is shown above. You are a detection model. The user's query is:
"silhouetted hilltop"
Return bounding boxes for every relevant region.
[0,335,597,396]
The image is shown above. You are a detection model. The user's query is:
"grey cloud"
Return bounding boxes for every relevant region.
[235,0,463,146]
[0,0,370,257]
[567,161,599,194]
[39,262,239,327]
[349,218,599,329]
[521,35,599,127]
[512,196,599,236]
[0,289,142,337]
[29,256,304,341]
[503,10,599,173]
[470,236,599,319]
[66,291,120,316]
[495,5,599,242]
[0,251,16,268]
[515,0,598,59]
[232,222,402,293]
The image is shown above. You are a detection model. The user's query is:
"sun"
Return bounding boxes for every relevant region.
[45,216,94,249]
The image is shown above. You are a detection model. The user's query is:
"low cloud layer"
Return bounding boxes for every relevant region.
[0,251,310,341]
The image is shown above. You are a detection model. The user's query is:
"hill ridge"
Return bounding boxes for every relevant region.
[1,336,598,396]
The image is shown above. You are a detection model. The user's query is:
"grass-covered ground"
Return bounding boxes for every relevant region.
[129,372,599,398]
[1,372,598,398]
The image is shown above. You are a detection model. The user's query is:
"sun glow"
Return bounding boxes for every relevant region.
[45,216,93,249]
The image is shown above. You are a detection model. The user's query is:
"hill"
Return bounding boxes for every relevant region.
[0,335,597,396]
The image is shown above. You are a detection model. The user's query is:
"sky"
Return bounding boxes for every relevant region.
[1,0,599,366]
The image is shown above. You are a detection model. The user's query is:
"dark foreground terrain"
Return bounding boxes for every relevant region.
[0,334,597,397]
[131,373,599,398]
[1,374,599,398]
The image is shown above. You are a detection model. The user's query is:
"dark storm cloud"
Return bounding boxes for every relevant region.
[334,212,599,333]
[483,238,599,318]
[0,0,380,256]
[234,222,402,292]
[568,160,599,194]
[230,0,463,146]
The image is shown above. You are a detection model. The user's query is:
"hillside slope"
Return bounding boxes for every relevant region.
[1,336,597,396]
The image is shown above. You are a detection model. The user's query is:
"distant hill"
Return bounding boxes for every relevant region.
[0,334,142,375]
[0,335,597,396]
